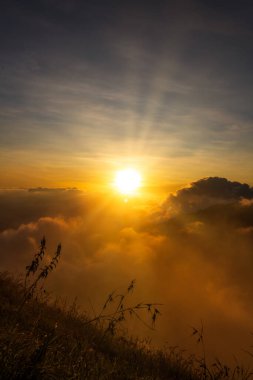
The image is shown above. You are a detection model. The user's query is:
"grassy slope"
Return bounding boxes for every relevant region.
[0,272,251,380]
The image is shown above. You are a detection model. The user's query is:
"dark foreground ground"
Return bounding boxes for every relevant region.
[0,272,252,380]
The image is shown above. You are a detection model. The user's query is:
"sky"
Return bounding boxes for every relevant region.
[1,0,253,367]
[1,0,253,189]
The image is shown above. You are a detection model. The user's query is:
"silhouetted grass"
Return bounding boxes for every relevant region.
[1,272,252,380]
[0,239,252,379]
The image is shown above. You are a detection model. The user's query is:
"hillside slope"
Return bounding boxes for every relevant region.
[0,272,251,380]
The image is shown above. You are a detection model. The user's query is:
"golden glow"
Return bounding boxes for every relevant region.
[114,168,141,195]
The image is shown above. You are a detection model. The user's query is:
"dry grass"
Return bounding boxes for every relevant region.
[0,272,197,380]
[0,238,252,379]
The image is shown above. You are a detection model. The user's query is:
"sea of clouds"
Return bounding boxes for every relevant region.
[1,177,253,364]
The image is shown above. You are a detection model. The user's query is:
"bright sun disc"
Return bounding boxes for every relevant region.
[114,169,141,195]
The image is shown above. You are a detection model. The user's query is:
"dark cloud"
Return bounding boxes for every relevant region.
[28,187,78,192]
[162,177,253,216]
[0,188,89,232]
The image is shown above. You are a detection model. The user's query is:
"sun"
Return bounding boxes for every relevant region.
[114,168,141,195]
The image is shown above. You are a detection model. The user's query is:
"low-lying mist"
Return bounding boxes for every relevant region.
[1,177,253,365]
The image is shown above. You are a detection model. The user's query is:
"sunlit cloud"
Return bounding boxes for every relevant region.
[1,180,253,364]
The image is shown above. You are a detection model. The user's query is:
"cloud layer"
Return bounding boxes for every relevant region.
[1,179,253,365]
[162,177,253,216]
